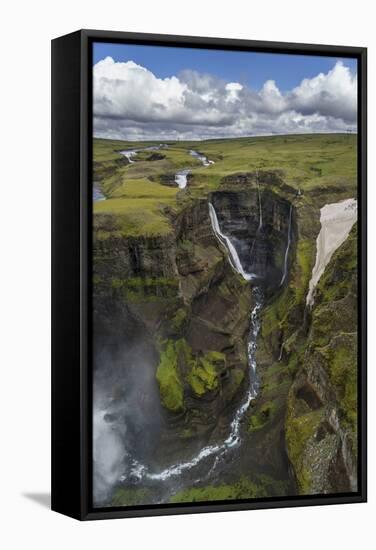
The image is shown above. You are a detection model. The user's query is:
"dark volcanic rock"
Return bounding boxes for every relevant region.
[211,189,295,293]
[285,225,358,494]
[146,153,166,161]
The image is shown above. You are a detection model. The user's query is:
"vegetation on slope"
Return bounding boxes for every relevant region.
[156,339,227,411]
[93,134,358,502]
[170,474,287,503]
[285,224,358,494]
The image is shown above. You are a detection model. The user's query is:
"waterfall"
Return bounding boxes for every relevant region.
[189,149,214,167]
[125,288,263,483]
[114,204,264,488]
[175,169,191,189]
[93,396,128,504]
[209,202,255,281]
[174,150,214,190]
[120,150,137,163]
[101,191,272,498]
[249,177,263,264]
[280,204,293,286]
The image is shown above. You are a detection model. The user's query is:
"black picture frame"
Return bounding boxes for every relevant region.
[51,29,367,520]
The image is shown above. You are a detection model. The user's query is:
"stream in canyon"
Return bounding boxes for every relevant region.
[92,156,301,506]
[93,189,281,505]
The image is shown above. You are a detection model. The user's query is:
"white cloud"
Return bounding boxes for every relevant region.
[93,57,357,140]
[225,82,243,103]
[289,61,357,122]
[94,57,187,123]
[260,80,286,113]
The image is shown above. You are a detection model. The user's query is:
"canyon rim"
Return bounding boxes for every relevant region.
[91,42,359,508]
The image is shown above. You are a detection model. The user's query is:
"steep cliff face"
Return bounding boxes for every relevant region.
[211,189,294,292]
[93,186,296,471]
[93,187,358,504]
[92,136,358,506]
[285,225,358,494]
[93,196,252,453]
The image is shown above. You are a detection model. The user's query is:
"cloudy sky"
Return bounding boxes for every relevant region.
[93,42,357,141]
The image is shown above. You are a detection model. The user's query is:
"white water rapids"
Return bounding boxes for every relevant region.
[121,149,137,163]
[120,144,168,163]
[175,169,191,189]
[209,202,256,281]
[175,150,214,189]
[94,194,295,500]
[124,287,263,483]
[119,146,213,190]
[113,202,263,486]
[189,149,215,167]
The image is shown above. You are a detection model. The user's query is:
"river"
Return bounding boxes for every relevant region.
[93,189,270,504]
[174,149,215,189]
[93,182,105,201]
[94,146,213,195]
[120,144,168,164]
[117,202,263,486]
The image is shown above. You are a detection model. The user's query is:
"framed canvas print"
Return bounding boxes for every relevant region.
[51,29,367,520]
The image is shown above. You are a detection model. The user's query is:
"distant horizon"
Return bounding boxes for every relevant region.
[93,131,358,144]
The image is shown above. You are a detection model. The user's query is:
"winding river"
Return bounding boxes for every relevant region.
[174,149,215,189]
[93,147,214,197]
[93,155,278,503]
[124,284,263,484]
[120,144,167,164]
[114,202,264,487]
[189,149,214,167]
[93,182,105,202]
[93,185,271,504]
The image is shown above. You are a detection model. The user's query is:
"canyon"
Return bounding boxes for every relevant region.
[92,134,358,506]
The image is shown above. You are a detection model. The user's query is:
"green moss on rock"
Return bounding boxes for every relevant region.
[171,307,188,330]
[187,350,225,396]
[285,408,324,493]
[110,276,179,303]
[156,340,184,412]
[319,333,357,431]
[248,401,277,432]
[170,474,288,503]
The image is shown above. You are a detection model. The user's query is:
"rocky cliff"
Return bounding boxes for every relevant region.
[285,225,358,494]
[92,135,358,505]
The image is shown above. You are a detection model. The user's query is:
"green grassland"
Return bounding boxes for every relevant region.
[93,133,357,500]
[93,134,357,238]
